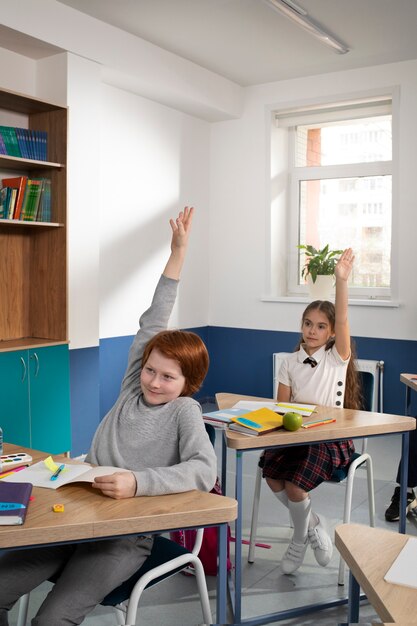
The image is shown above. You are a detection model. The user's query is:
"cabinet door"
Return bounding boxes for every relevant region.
[0,350,30,446]
[29,345,71,454]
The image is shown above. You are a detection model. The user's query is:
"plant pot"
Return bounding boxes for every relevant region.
[307,275,334,301]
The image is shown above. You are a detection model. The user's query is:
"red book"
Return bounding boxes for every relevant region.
[1,176,28,219]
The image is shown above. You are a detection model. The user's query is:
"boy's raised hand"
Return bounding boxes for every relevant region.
[335,247,354,282]
[169,206,194,254]
[163,206,195,280]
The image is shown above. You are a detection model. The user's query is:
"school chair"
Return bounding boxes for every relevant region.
[248,353,383,586]
[16,528,212,626]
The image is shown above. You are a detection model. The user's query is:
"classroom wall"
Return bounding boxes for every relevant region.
[1,10,417,455]
[209,59,417,342]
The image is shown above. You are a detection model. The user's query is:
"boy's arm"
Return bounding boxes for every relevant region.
[334,248,354,361]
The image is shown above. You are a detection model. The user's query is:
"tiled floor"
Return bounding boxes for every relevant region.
[8,428,417,626]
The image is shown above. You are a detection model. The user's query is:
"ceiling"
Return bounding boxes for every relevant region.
[3,0,417,87]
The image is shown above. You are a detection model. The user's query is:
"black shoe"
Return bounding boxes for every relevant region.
[385,486,417,522]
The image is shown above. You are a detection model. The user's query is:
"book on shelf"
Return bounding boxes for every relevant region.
[0,125,48,161]
[2,176,28,220]
[229,407,284,436]
[37,178,51,222]
[20,178,44,221]
[2,460,130,490]
[232,400,316,417]
[0,480,32,525]
[0,132,7,155]
[0,125,21,157]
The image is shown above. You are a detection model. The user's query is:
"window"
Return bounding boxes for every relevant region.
[271,97,393,299]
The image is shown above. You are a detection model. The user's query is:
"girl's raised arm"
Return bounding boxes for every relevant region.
[334,248,354,360]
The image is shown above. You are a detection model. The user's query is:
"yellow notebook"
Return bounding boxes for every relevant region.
[229,407,283,436]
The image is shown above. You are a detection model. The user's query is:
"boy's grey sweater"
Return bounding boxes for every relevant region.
[86,275,217,496]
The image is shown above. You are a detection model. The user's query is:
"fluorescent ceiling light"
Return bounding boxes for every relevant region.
[264,0,349,54]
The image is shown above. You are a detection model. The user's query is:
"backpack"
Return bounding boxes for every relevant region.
[170,478,232,576]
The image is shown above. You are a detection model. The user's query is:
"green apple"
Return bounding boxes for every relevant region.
[283,411,303,431]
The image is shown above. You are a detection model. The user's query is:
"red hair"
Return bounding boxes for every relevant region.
[142,330,209,397]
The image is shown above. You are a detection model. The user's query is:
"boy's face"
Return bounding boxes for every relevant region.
[302,309,334,354]
[140,348,186,405]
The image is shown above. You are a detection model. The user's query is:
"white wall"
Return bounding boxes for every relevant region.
[209,59,417,341]
[99,84,210,340]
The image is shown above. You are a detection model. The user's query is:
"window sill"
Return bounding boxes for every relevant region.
[262,296,399,308]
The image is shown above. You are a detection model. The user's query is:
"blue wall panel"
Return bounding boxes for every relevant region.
[69,327,417,456]
[69,346,100,456]
[205,327,417,417]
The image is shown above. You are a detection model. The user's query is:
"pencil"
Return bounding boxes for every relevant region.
[301,418,336,429]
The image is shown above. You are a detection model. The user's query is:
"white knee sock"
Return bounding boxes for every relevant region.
[288,498,311,544]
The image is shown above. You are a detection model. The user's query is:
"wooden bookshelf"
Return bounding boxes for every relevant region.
[0,88,67,350]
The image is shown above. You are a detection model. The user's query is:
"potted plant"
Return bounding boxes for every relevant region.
[298,244,343,300]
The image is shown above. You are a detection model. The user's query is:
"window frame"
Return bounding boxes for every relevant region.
[270,96,395,301]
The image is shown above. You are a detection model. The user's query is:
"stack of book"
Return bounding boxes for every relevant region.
[0,176,51,222]
[0,125,48,161]
[228,407,284,436]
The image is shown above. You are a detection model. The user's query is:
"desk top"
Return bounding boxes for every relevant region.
[216,392,416,450]
[0,444,237,549]
[400,373,417,392]
[335,523,417,623]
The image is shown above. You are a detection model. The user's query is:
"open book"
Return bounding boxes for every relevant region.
[2,460,129,490]
[232,400,316,417]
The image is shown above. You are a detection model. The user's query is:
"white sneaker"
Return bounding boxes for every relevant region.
[308,516,333,566]
[281,538,308,574]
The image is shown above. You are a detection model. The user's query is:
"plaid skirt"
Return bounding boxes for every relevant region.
[260,440,355,492]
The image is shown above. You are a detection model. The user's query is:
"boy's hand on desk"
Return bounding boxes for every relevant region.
[92,471,137,499]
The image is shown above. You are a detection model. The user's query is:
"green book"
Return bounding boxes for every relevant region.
[0,126,21,157]
[21,178,44,221]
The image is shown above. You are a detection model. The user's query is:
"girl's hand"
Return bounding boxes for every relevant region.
[335,248,354,282]
[169,206,194,254]
[92,471,137,499]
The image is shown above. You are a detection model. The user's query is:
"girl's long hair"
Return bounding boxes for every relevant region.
[297,300,363,410]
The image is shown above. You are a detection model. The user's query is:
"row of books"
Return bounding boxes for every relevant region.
[0,175,52,222]
[203,401,316,436]
[0,125,48,161]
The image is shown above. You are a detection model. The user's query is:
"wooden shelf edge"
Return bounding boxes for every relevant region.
[0,219,64,228]
[0,339,69,352]
[0,155,65,169]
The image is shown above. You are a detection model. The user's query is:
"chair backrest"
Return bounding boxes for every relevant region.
[273,353,384,412]
[272,352,290,399]
[356,359,384,413]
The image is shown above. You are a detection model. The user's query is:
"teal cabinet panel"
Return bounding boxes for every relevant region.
[0,350,30,447]
[29,345,71,454]
[0,345,71,454]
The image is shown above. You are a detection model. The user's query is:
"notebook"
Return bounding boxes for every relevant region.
[384,537,417,589]
[0,481,32,525]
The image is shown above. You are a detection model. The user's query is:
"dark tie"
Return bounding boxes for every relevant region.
[303,357,317,368]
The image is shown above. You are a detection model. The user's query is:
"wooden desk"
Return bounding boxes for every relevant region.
[0,444,237,624]
[400,373,417,416]
[335,523,417,624]
[216,392,416,625]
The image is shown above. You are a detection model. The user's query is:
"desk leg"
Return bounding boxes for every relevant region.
[405,386,411,416]
[347,571,360,623]
[234,450,243,624]
[399,431,410,534]
[217,523,227,625]
[221,433,228,495]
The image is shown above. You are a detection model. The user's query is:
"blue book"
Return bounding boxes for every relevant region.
[0,481,32,525]
[203,408,248,424]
